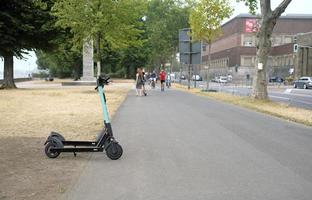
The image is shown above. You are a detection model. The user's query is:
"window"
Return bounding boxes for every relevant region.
[202,44,206,52]
[243,36,253,46]
[243,57,252,66]
[272,36,282,46]
[284,36,292,44]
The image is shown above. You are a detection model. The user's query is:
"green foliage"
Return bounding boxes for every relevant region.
[0,0,58,57]
[35,27,83,79]
[119,45,150,78]
[36,37,82,79]
[52,0,146,50]
[238,0,258,15]
[189,0,233,43]
[31,70,49,79]
[145,0,190,65]
[36,49,82,78]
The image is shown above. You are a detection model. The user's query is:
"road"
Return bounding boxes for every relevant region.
[180,80,312,110]
[63,88,312,200]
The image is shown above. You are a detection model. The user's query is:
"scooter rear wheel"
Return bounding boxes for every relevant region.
[106,142,123,160]
[45,142,60,158]
[50,132,65,141]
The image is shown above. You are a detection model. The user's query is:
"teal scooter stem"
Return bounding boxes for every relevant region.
[98,85,110,123]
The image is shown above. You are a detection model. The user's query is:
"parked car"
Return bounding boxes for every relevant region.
[212,76,219,82]
[227,74,233,82]
[269,76,284,83]
[293,77,312,89]
[192,74,202,81]
[218,76,228,83]
[45,75,54,81]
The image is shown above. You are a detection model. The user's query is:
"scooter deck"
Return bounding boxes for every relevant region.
[62,141,98,146]
[51,147,104,153]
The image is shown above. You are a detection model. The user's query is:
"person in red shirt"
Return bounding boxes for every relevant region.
[159,69,166,91]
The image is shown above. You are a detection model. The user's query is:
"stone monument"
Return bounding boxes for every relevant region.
[81,40,96,81]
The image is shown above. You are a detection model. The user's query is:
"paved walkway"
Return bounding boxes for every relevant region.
[63,88,312,200]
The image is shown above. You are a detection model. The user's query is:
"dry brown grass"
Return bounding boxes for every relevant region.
[0,84,130,140]
[174,83,312,126]
[0,82,132,200]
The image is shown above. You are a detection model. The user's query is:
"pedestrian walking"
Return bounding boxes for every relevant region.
[159,69,166,91]
[166,73,171,88]
[142,68,147,96]
[136,68,144,96]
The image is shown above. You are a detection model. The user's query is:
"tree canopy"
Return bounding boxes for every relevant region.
[0,0,58,88]
[189,0,233,43]
[52,0,146,50]
[145,0,190,67]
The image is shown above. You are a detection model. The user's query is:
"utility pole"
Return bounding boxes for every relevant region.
[188,32,192,90]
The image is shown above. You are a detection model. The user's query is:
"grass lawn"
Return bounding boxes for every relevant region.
[0,81,132,200]
[174,83,312,126]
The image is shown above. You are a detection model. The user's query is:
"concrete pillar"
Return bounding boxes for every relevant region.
[308,48,312,76]
[295,48,302,79]
[81,39,96,81]
[302,48,308,76]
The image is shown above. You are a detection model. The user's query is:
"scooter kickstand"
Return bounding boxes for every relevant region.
[73,145,77,157]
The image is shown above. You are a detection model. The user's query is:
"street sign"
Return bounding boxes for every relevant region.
[180,53,201,65]
[178,28,201,65]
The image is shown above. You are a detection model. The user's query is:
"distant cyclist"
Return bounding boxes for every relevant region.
[159,69,166,91]
[150,70,157,89]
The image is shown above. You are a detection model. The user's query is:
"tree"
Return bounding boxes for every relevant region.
[119,45,150,78]
[36,29,83,79]
[240,0,292,99]
[0,0,58,89]
[189,0,232,90]
[52,0,146,76]
[145,0,190,68]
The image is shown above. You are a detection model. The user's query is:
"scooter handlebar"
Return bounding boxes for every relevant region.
[95,75,110,90]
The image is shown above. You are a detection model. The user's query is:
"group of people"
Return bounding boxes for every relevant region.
[135,67,171,96]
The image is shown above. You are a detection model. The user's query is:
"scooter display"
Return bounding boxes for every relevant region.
[44,75,123,160]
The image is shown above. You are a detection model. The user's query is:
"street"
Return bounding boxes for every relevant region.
[180,80,312,110]
[63,88,312,200]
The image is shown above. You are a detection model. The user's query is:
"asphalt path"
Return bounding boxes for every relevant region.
[181,80,312,110]
[63,88,312,200]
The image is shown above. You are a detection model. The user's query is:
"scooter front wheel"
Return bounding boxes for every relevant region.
[45,142,60,158]
[106,142,123,160]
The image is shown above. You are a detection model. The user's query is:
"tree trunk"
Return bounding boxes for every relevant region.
[252,0,292,99]
[252,18,276,100]
[125,65,130,79]
[1,51,16,89]
[95,32,101,77]
[252,21,272,99]
[206,42,211,90]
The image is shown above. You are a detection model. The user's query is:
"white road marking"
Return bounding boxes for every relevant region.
[269,95,290,100]
[269,95,312,106]
[284,89,292,94]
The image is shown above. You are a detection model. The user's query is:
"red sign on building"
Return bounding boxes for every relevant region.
[245,19,260,33]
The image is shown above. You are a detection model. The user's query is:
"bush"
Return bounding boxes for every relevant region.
[285,76,294,85]
[108,68,125,78]
[32,71,49,78]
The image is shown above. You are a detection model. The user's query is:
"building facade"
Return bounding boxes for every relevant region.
[201,14,312,81]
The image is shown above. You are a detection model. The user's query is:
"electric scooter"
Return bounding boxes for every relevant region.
[44,75,123,160]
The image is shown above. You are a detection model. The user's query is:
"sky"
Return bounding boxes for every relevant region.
[1,0,311,78]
